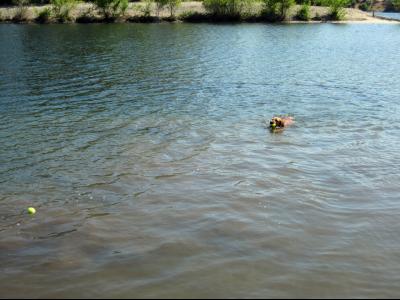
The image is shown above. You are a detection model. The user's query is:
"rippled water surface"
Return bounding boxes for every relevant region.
[1,23,400,298]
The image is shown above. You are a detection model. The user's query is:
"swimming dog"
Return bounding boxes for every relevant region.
[269,116,294,129]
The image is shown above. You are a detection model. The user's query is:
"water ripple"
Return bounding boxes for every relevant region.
[1,23,400,298]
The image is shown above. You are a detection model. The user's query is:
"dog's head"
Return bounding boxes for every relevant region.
[270,117,283,128]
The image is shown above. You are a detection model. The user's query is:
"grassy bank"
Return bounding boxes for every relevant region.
[0,1,397,23]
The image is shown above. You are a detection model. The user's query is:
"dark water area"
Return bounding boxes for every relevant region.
[1,23,400,298]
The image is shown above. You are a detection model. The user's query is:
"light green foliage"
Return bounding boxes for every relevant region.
[203,0,255,18]
[296,1,311,20]
[262,0,295,21]
[93,0,129,19]
[324,0,349,20]
[51,0,77,22]
[167,0,181,17]
[120,0,129,16]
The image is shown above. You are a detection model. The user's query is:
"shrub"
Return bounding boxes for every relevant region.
[262,0,295,21]
[36,6,52,22]
[121,0,129,15]
[12,0,30,22]
[296,1,311,20]
[325,0,349,20]
[203,0,254,19]
[51,0,77,22]
[120,0,129,15]
[94,0,129,19]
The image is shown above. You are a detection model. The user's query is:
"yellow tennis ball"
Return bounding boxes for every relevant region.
[28,207,36,215]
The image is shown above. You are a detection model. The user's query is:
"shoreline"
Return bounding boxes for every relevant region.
[0,2,399,24]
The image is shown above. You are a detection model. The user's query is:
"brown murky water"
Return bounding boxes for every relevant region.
[1,23,400,298]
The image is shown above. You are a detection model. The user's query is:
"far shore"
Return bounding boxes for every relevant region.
[0,2,399,24]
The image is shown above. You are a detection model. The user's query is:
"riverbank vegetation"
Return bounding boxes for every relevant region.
[12,0,30,22]
[93,0,129,19]
[325,0,349,19]
[0,0,397,23]
[385,0,400,11]
[51,0,78,21]
[296,1,311,20]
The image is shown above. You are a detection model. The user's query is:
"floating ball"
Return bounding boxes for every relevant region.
[28,207,36,215]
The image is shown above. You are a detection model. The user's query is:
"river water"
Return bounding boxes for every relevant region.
[1,23,400,298]
[376,12,400,20]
